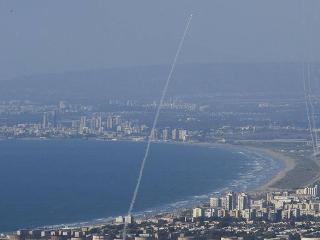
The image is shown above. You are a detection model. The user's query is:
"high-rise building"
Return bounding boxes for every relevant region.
[52,110,58,128]
[296,185,319,196]
[226,192,236,211]
[162,128,170,141]
[124,215,134,224]
[106,115,113,129]
[237,193,249,210]
[221,197,227,210]
[89,118,96,132]
[172,129,178,140]
[115,216,124,223]
[42,112,49,129]
[96,114,102,132]
[79,116,87,133]
[192,207,204,218]
[210,197,221,208]
[178,129,187,141]
[150,129,157,140]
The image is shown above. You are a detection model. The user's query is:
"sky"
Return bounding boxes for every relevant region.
[0,0,319,80]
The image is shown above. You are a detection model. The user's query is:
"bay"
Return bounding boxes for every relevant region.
[0,139,281,232]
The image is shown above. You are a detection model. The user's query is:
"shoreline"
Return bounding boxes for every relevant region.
[2,137,295,189]
[251,147,297,191]
[0,138,295,233]
[1,137,297,188]
[151,140,295,191]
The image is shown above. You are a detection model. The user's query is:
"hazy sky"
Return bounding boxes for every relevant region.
[0,0,319,80]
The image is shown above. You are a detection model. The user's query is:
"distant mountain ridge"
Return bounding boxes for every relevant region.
[0,63,310,102]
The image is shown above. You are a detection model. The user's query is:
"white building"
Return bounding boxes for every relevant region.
[296,185,319,197]
[192,207,204,218]
[115,216,124,223]
[237,193,249,210]
[124,215,134,224]
[210,197,221,208]
[178,129,188,141]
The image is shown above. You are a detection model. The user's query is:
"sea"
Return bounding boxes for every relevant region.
[0,139,283,232]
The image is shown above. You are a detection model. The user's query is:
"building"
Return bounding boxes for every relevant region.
[210,197,221,208]
[226,192,236,211]
[178,129,187,141]
[150,129,158,140]
[172,129,178,140]
[296,185,319,197]
[125,215,134,224]
[92,235,108,240]
[205,208,214,218]
[95,113,102,132]
[106,115,113,129]
[192,207,204,218]
[115,216,124,223]
[42,112,49,129]
[162,128,170,141]
[79,116,87,133]
[52,110,58,128]
[237,193,249,210]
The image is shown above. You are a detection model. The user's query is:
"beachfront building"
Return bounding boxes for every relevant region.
[296,185,319,197]
[192,207,204,218]
[237,193,249,210]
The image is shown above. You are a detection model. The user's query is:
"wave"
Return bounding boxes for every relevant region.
[4,144,284,233]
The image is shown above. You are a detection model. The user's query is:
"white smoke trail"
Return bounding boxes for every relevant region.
[122,14,193,240]
[304,64,317,153]
[301,1,318,158]
[307,64,319,149]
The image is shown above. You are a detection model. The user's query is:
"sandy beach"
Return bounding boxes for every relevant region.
[153,140,316,191]
[243,147,297,191]
[151,140,295,190]
[232,144,320,191]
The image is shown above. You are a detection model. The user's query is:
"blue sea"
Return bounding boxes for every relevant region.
[0,139,283,232]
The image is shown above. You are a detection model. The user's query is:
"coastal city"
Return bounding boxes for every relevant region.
[0,95,320,239]
[3,186,320,240]
[0,96,318,192]
[2,0,320,238]
[0,97,312,145]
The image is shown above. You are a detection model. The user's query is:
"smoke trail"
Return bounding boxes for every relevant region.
[301,1,318,158]
[307,64,319,149]
[304,63,317,154]
[122,14,193,240]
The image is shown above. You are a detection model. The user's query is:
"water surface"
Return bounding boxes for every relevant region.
[0,139,281,232]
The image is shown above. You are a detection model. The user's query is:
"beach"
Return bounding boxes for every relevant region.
[243,147,297,191]
[0,138,315,233]
[161,140,319,191]
[233,143,320,191]
[0,138,270,232]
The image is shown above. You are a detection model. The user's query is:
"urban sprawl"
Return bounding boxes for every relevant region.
[4,187,320,240]
[1,95,320,240]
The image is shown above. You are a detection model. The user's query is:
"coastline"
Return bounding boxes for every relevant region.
[0,138,297,233]
[1,137,298,191]
[251,147,297,191]
[45,141,291,230]
[1,136,308,191]
[147,139,320,191]
[151,140,294,191]
[3,137,295,190]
